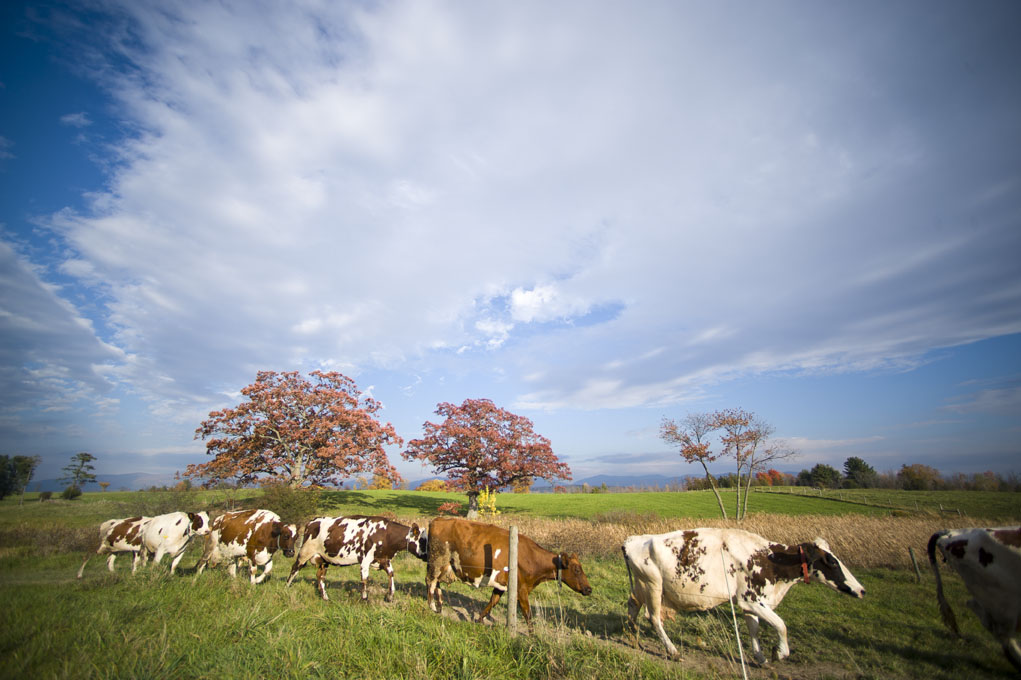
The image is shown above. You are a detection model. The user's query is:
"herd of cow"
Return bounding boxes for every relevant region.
[75,507,1020,670]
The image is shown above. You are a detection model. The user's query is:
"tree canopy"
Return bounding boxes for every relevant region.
[187,370,402,488]
[61,452,97,489]
[402,398,570,516]
[0,455,40,501]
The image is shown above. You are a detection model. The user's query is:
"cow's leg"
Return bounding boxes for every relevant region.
[315,561,329,601]
[253,559,273,585]
[168,549,187,575]
[131,551,145,574]
[645,583,680,660]
[359,556,373,601]
[517,586,535,628]
[379,560,396,602]
[285,552,311,587]
[476,588,503,623]
[228,559,239,579]
[107,554,118,572]
[743,614,765,664]
[746,601,788,663]
[426,562,442,613]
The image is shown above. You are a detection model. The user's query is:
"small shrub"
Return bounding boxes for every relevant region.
[61,485,82,500]
[437,501,462,516]
[416,479,449,493]
[258,480,322,524]
[39,491,53,502]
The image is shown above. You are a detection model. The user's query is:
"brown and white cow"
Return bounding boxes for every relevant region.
[140,511,211,575]
[285,515,427,602]
[622,528,865,664]
[77,516,152,578]
[425,517,593,625]
[928,526,1021,671]
[194,509,298,584]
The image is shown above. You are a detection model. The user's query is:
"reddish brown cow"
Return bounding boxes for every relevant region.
[194,509,298,584]
[426,517,592,624]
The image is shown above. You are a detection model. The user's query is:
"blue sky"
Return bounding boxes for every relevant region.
[2,1,1019,484]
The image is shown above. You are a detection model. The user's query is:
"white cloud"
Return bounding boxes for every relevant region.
[2,0,1017,451]
[60,112,92,127]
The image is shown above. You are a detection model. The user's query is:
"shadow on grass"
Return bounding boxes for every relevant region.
[319,491,452,516]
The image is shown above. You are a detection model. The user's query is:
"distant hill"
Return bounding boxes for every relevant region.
[30,472,178,493]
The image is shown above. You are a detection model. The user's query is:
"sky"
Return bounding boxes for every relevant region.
[1,0,1020,486]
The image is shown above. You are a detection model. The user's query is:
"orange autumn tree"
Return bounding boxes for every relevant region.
[661,413,728,519]
[402,398,570,518]
[186,370,402,488]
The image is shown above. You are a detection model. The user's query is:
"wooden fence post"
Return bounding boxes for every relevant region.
[507,525,518,635]
[908,547,922,583]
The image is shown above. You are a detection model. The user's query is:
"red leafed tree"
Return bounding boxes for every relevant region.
[186,370,402,488]
[661,413,728,519]
[401,398,571,517]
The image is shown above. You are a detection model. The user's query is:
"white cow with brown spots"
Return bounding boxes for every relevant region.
[622,528,865,664]
[194,509,298,584]
[928,526,1021,671]
[77,516,152,578]
[285,515,427,602]
[139,511,211,575]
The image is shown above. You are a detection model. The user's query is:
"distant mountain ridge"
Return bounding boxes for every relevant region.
[31,472,177,493]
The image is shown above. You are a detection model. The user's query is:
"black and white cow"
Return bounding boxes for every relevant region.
[285,515,427,602]
[928,526,1021,671]
[622,528,865,664]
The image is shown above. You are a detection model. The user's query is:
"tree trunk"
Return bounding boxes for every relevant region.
[741,471,754,520]
[466,490,480,520]
[700,463,727,520]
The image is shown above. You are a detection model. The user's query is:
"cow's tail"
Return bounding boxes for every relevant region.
[621,545,635,595]
[927,531,960,637]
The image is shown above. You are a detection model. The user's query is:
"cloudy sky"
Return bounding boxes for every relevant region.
[2,0,1019,485]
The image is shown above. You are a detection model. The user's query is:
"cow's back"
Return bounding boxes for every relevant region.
[627,528,772,612]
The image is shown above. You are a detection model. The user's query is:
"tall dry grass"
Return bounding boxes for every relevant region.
[476,513,982,569]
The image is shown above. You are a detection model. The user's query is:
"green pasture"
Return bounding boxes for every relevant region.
[2,489,1020,678]
[5,487,1020,532]
[2,541,1017,679]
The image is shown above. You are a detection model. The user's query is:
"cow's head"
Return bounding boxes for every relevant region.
[554,552,593,596]
[188,511,212,535]
[272,522,298,558]
[406,523,428,561]
[804,538,865,598]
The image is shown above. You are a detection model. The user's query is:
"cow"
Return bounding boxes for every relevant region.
[285,515,427,602]
[425,517,593,625]
[193,509,298,584]
[622,528,865,664]
[927,526,1021,671]
[139,511,211,575]
[77,516,152,578]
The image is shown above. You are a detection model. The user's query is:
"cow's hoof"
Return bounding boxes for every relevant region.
[384,594,394,603]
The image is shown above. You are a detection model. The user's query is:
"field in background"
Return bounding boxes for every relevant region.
[2,488,1019,678]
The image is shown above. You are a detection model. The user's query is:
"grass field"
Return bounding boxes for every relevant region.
[2,488,1019,679]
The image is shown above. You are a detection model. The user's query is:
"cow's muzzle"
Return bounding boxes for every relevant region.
[283,549,295,558]
[582,586,593,596]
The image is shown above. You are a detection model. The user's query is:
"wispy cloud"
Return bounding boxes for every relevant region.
[59,111,92,128]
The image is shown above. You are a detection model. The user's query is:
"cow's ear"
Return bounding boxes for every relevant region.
[271,522,282,537]
[813,537,831,552]
[411,523,420,537]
